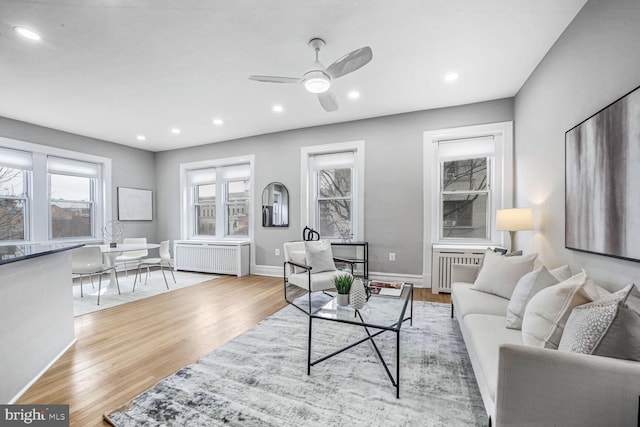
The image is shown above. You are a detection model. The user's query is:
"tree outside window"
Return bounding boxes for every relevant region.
[0,167,27,241]
[441,158,489,239]
[317,168,352,238]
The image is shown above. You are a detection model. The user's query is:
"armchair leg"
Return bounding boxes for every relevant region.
[97,274,102,306]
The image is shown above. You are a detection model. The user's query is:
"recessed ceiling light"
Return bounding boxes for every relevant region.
[14,26,41,41]
[136,135,146,141]
[272,105,283,113]
[444,72,459,83]
[348,91,360,100]
[171,128,181,134]
[213,118,224,126]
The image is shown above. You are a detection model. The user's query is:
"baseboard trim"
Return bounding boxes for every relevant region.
[252,264,283,277]
[9,338,77,404]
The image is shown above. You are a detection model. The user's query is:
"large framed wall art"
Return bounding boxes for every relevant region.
[117,187,153,221]
[565,85,640,262]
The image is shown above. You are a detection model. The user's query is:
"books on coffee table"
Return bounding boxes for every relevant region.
[368,280,404,297]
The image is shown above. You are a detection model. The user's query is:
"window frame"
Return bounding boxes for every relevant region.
[48,172,97,240]
[301,140,365,242]
[424,122,513,247]
[439,156,492,240]
[180,155,254,242]
[0,137,111,245]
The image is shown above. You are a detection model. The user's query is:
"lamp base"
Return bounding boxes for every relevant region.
[509,231,517,254]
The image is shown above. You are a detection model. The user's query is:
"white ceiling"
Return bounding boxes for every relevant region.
[0,0,587,152]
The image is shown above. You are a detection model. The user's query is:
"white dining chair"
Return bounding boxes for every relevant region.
[133,240,176,291]
[72,246,121,305]
[115,237,148,276]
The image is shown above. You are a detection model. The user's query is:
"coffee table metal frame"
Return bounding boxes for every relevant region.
[307,283,413,398]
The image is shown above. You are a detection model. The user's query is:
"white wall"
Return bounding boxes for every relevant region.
[514,0,640,287]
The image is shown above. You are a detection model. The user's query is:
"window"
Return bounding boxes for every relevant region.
[0,138,111,244]
[181,157,253,240]
[301,141,365,241]
[441,158,490,239]
[48,157,99,239]
[226,179,249,236]
[425,122,513,245]
[0,147,31,241]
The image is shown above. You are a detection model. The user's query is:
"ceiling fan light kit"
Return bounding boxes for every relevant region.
[303,70,331,93]
[249,37,373,112]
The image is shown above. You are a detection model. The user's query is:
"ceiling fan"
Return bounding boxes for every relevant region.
[249,38,373,112]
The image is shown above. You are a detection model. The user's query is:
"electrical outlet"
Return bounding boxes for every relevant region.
[389,252,396,261]
[275,248,280,256]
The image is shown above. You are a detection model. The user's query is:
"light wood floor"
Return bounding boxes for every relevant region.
[18,275,450,426]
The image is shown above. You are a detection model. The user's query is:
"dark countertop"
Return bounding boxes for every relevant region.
[0,243,84,266]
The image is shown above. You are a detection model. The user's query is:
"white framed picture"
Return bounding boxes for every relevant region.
[118,187,153,221]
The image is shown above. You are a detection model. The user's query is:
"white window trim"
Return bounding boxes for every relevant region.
[301,140,365,241]
[0,136,112,244]
[179,154,254,242]
[423,122,513,247]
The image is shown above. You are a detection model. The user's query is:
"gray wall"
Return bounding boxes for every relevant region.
[0,116,158,243]
[156,98,514,276]
[514,0,640,287]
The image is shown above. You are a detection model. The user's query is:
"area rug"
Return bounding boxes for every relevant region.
[104,296,487,426]
[73,270,219,316]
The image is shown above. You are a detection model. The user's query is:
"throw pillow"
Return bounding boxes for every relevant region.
[471,249,538,299]
[558,284,640,361]
[289,250,307,274]
[550,265,572,282]
[521,270,599,349]
[506,266,559,330]
[304,240,336,273]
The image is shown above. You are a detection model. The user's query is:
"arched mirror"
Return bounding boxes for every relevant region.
[262,182,289,227]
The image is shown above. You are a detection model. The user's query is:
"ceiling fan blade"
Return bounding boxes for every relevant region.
[318,90,338,112]
[249,75,302,84]
[325,46,373,79]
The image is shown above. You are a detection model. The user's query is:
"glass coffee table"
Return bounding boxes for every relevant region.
[307,283,413,398]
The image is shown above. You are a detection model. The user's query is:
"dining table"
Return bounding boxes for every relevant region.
[90,242,160,292]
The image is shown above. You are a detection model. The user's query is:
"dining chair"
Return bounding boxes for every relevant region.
[133,240,175,292]
[72,246,121,305]
[115,237,148,276]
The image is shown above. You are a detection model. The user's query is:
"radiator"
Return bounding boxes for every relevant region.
[174,241,250,277]
[431,248,485,293]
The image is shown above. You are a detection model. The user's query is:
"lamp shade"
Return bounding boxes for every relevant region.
[496,208,534,231]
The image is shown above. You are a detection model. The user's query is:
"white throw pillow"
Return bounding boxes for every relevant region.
[506,266,559,330]
[521,270,599,349]
[289,250,307,273]
[471,249,538,299]
[550,265,572,281]
[558,284,640,360]
[304,240,336,273]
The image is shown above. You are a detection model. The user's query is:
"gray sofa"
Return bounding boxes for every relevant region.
[451,263,640,427]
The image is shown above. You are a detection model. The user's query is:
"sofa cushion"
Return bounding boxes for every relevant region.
[506,267,559,330]
[462,314,523,401]
[452,282,509,318]
[288,270,341,292]
[559,284,640,361]
[521,270,598,349]
[471,249,537,299]
[550,264,572,281]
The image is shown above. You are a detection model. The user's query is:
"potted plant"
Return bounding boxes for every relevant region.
[333,273,353,307]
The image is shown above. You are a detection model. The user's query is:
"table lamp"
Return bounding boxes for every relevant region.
[496,208,534,253]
